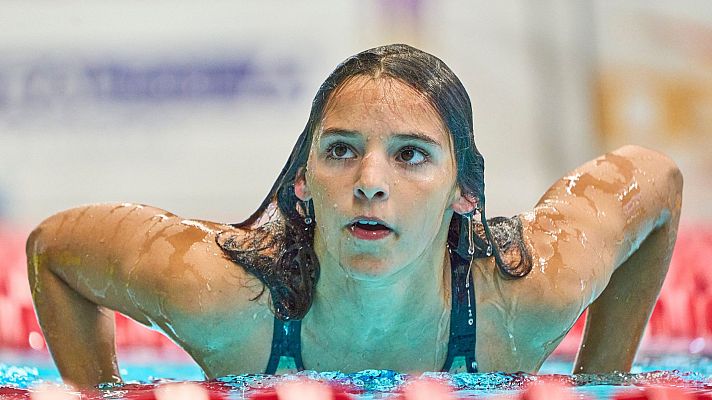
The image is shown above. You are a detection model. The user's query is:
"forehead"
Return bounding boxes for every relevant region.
[320,76,449,142]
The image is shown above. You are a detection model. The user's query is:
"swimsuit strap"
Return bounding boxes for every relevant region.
[440,249,478,373]
[264,249,477,374]
[264,318,304,374]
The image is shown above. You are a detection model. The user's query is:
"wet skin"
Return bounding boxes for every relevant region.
[26,78,683,387]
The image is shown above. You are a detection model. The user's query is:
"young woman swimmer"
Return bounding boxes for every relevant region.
[26,44,683,387]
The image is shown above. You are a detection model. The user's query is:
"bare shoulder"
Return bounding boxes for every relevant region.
[475,146,682,337]
[535,144,682,218]
[28,202,270,335]
[515,145,681,314]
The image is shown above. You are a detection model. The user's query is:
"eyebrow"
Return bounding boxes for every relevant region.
[321,128,443,148]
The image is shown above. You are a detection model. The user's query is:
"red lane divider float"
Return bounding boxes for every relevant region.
[1,378,710,400]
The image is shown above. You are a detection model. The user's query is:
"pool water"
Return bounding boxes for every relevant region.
[1,351,710,399]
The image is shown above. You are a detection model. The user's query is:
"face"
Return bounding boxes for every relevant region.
[296,76,472,279]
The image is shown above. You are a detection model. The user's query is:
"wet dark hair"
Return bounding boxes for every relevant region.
[217,44,531,321]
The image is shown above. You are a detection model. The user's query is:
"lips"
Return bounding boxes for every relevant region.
[348,217,393,240]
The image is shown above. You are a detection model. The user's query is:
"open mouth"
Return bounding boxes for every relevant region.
[349,219,393,240]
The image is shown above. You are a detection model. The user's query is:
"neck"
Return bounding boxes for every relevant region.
[306,228,452,349]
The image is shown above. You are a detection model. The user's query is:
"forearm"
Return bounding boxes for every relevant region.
[573,219,677,373]
[29,254,121,387]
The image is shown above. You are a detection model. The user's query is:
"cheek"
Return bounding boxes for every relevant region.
[308,171,350,224]
[394,183,454,236]
[395,172,455,211]
[311,174,343,203]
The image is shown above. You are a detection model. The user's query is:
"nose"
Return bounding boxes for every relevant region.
[353,154,389,202]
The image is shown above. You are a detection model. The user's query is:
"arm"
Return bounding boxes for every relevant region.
[27,241,121,386]
[572,146,682,373]
[573,214,679,373]
[26,203,236,386]
[524,145,682,373]
[27,203,175,386]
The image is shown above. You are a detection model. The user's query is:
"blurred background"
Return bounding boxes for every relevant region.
[0,1,710,360]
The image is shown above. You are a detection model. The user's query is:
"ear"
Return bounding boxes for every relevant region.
[294,167,312,201]
[451,191,478,215]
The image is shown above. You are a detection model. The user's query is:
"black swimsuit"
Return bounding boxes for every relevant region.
[264,248,478,374]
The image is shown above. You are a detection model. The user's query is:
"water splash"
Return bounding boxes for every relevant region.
[2,367,711,398]
[0,364,40,388]
[185,369,710,394]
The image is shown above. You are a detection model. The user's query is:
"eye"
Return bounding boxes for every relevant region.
[396,146,429,165]
[326,143,356,160]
